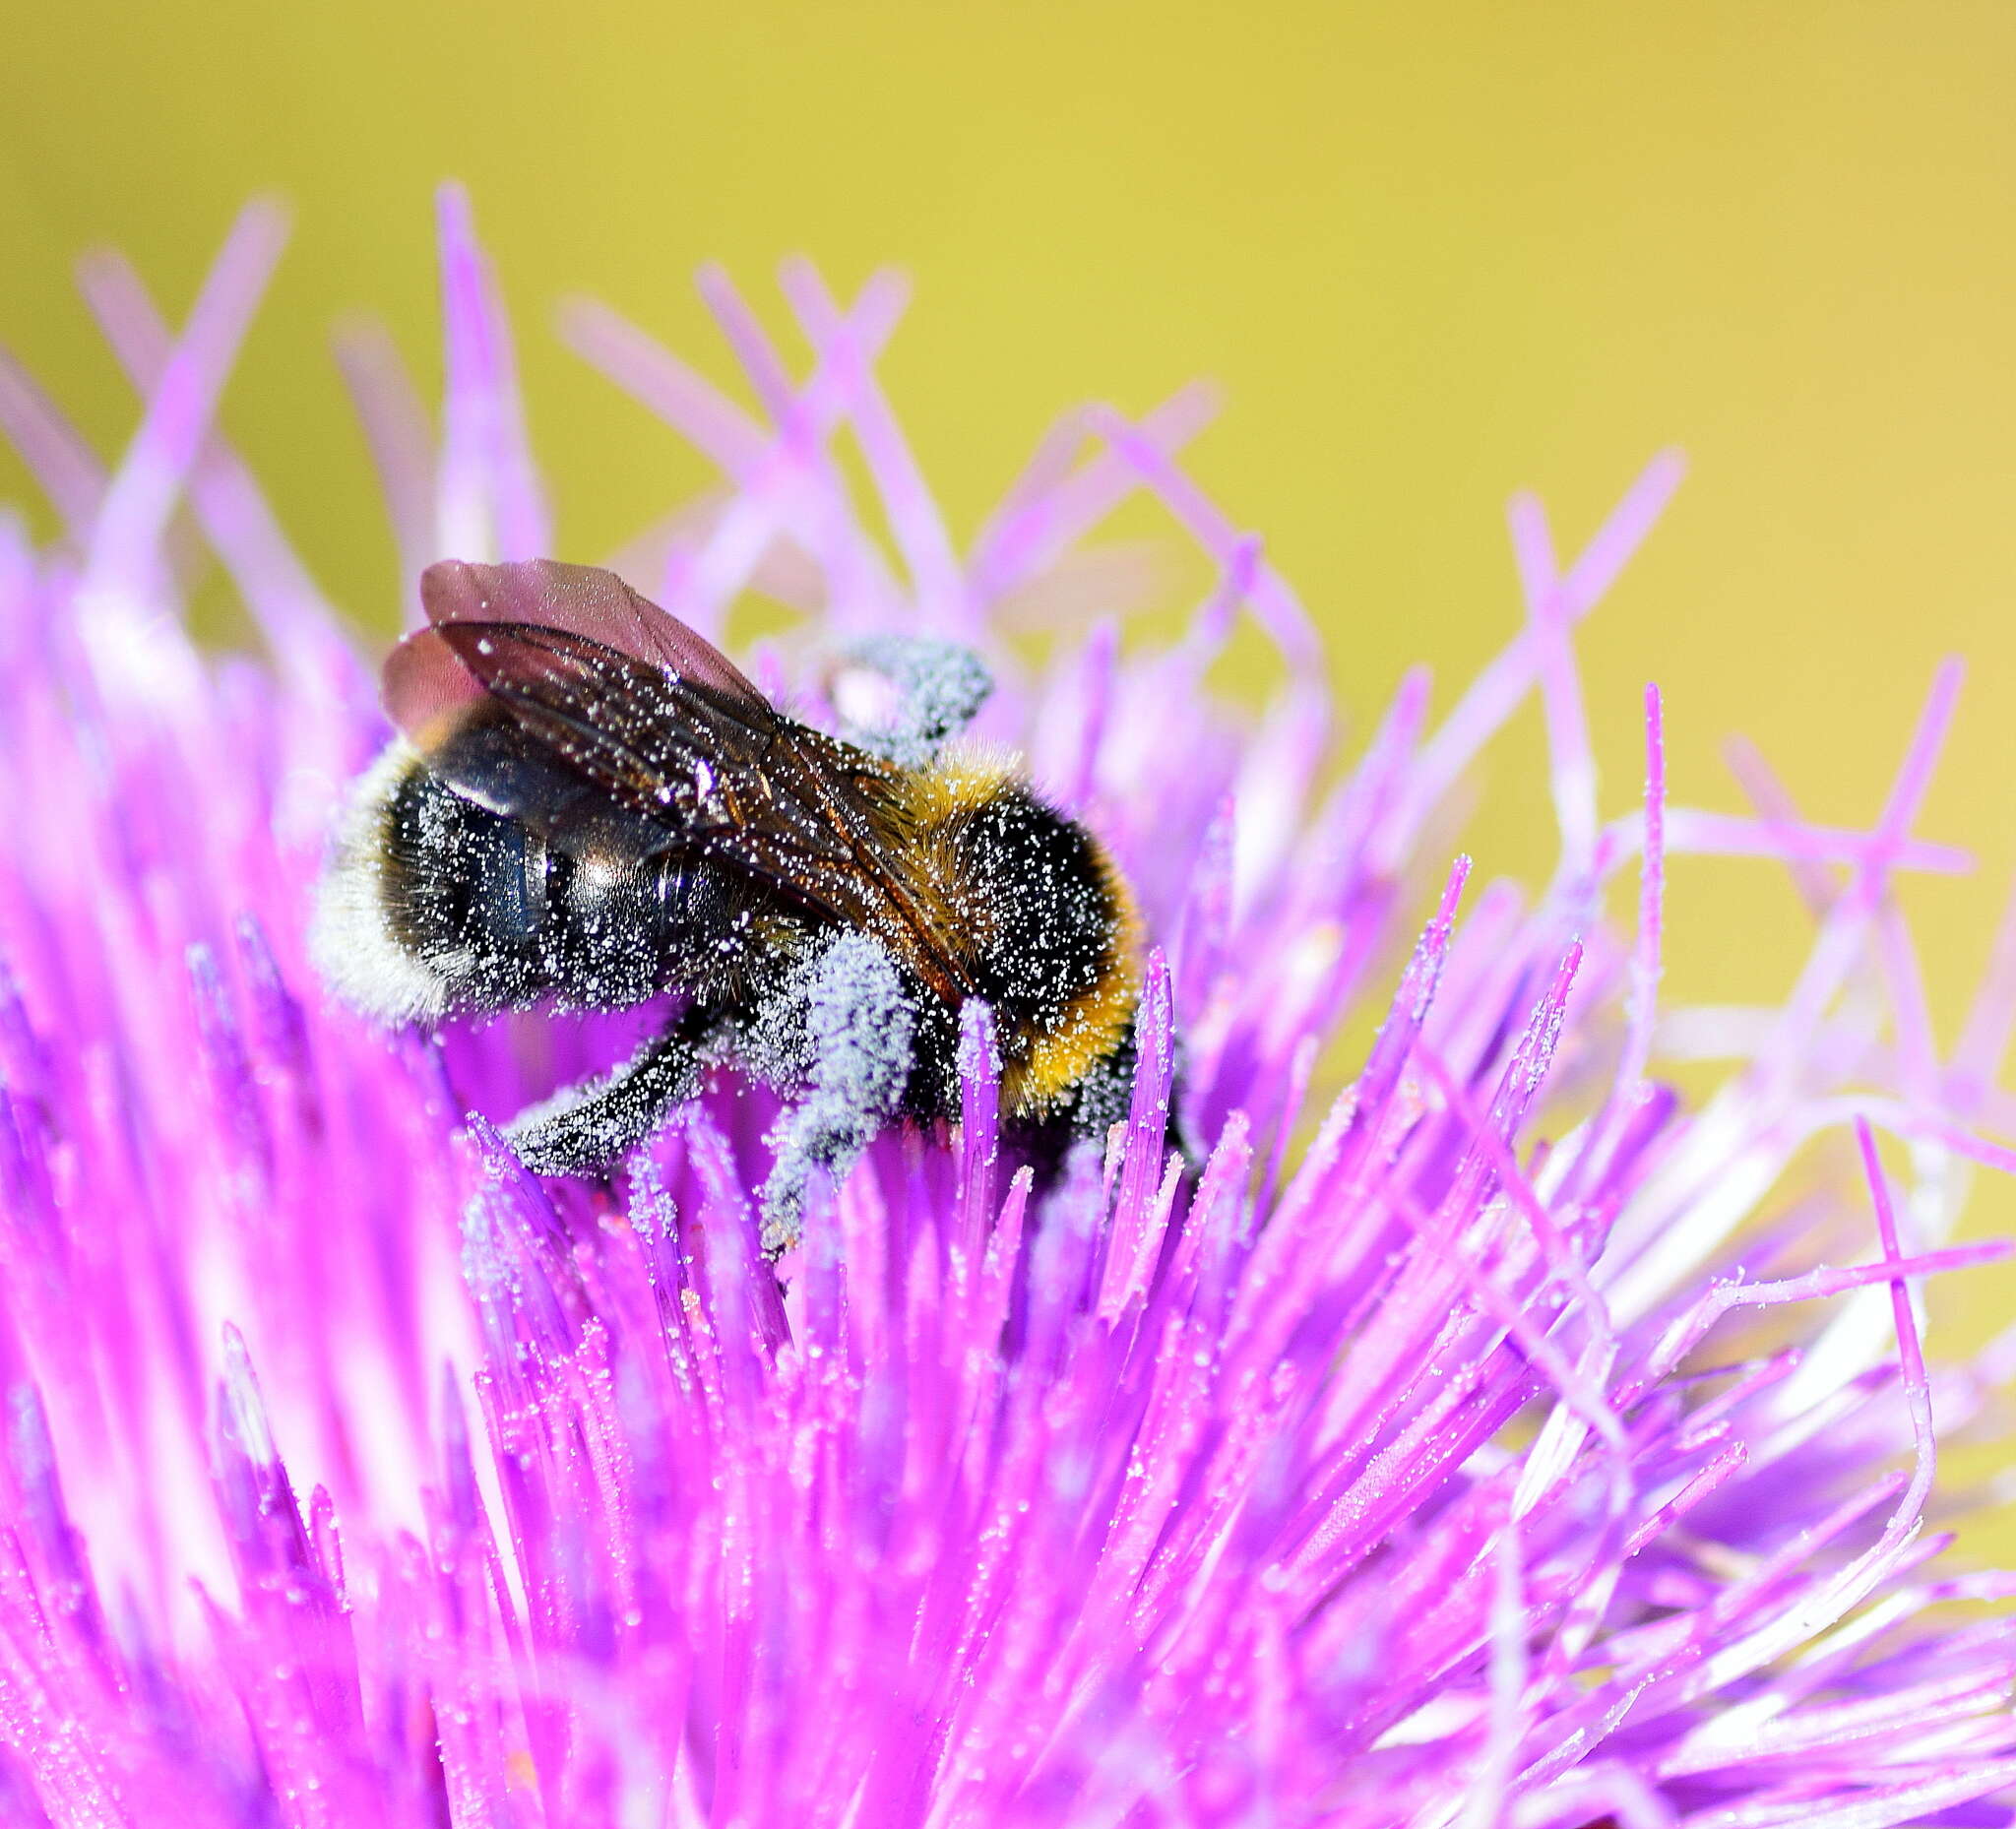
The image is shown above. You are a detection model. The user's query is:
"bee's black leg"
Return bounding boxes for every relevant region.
[504,1003,724,1176]
[835,636,992,768]
[757,932,916,1257]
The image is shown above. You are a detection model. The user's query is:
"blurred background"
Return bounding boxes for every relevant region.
[4,1,2016,1464]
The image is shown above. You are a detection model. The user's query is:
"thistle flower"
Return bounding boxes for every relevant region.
[0,186,2014,1828]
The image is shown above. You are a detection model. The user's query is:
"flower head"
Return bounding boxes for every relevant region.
[1,186,2015,1826]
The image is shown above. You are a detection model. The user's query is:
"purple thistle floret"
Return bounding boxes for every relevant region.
[1,188,2015,1827]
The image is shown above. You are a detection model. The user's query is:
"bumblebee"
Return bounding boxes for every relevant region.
[313,559,1147,1251]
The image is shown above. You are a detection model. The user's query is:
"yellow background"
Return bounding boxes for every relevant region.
[5,5,2016,1446]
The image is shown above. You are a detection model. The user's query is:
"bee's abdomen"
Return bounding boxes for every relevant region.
[379,763,561,1008]
[375,737,782,1015]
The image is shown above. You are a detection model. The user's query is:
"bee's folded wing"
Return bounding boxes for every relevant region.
[386,561,975,1001]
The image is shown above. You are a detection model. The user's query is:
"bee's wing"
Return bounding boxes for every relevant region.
[385,562,974,1000]
[418,558,769,711]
